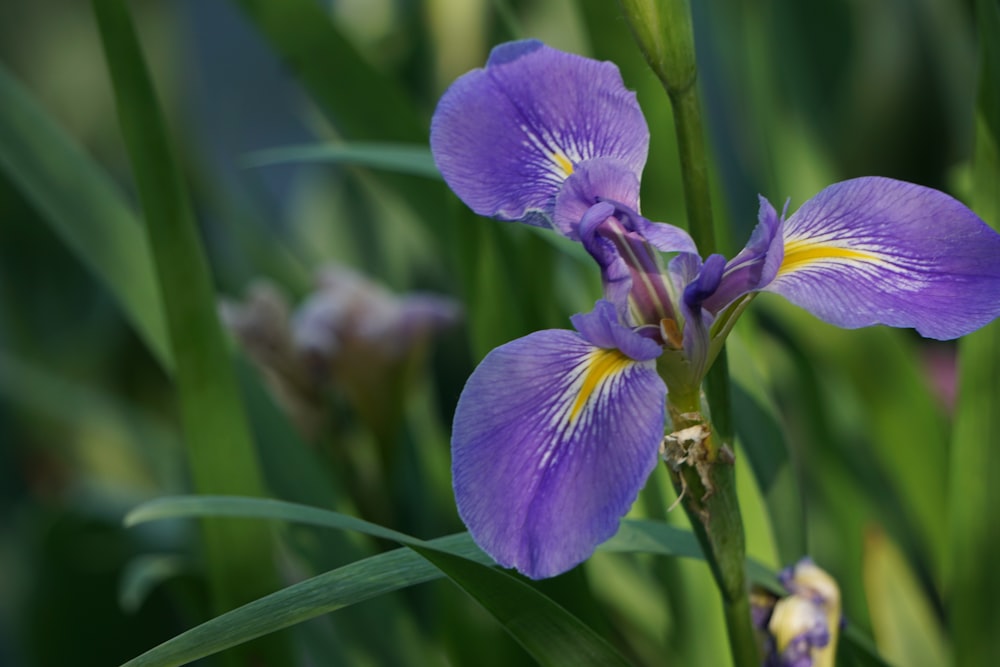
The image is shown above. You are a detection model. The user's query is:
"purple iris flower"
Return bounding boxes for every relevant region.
[431,39,1000,579]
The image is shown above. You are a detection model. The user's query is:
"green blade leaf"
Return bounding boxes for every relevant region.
[728,332,807,564]
[244,142,441,179]
[118,533,483,667]
[411,545,633,667]
[123,495,887,666]
[126,495,702,564]
[125,495,426,545]
[230,0,450,238]
[125,495,633,667]
[0,64,170,368]
[91,0,282,643]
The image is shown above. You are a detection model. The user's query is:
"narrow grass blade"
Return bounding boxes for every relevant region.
[91,1,284,655]
[728,331,807,564]
[230,0,449,239]
[123,495,888,666]
[244,142,440,179]
[118,533,482,667]
[411,546,633,667]
[125,496,634,667]
[0,64,170,368]
[126,495,703,562]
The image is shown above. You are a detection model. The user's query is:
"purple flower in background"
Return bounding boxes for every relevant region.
[221,265,459,441]
[431,40,1000,579]
[752,559,842,667]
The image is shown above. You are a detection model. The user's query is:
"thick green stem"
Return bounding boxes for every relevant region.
[668,83,718,255]
[664,398,758,667]
[619,2,754,663]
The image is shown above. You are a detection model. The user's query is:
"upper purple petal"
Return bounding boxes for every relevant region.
[451,328,666,578]
[430,40,649,227]
[763,177,1000,340]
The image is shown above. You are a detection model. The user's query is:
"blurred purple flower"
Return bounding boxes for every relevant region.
[431,39,1000,578]
[221,265,459,440]
[753,559,842,667]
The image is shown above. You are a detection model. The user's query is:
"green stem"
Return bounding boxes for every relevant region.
[668,82,718,255]
[665,399,758,667]
[619,2,753,663]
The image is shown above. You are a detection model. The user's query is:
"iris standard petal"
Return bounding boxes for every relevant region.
[764,177,1000,340]
[430,40,649,227]
[451,329,666,579]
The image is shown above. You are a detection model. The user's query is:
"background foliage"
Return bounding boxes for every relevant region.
[0,0,994,665]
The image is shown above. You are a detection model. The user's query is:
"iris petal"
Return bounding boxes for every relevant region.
[762,177,1000,340]
[430,40,649,228]
[451,329,666,579]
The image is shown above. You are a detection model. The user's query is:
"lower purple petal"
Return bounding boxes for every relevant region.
[452,329,666,579]
[764,177,1000,340]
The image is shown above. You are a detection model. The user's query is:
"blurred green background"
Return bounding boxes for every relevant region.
[0,0,993,665]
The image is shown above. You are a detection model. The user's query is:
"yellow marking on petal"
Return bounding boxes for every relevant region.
[551,151,574,177]
[779,239,881,275]
[568,348,632,423]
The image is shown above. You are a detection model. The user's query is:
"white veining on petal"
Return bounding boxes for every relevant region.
[528,348,643,476]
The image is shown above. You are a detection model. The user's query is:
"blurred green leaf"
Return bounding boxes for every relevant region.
[839,625,894,667]
[91,3,285,660]
[119,555,193,614]
[601,519,702,560]
[728,330,806,564]
[244,142,441,179]
[976,0,1000,151]
[947,2,1000,664]
[862,528,950,667]
[0,64,170,369]
[230,0,449,237]
[761,301,949,585]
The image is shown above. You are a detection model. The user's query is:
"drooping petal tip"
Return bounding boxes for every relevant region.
[763,177,1000,340]
[451,328,665,578]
